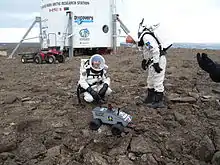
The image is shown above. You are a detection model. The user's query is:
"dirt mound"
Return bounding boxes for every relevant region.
[1,47,220,165]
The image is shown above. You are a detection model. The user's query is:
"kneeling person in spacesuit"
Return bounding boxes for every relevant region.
[78,54,112,103]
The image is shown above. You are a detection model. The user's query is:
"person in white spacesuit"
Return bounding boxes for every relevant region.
[77,54,112,103]
[138,21,172,109]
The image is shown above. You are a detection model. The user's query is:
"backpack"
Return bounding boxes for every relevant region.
[138,31,172,55]
[138,31,162,51]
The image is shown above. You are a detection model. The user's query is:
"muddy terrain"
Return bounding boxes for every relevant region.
[1,47,220,165]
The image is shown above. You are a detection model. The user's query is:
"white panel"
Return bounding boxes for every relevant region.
[40,0,113,48]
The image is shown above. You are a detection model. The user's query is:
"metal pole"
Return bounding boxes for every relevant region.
[111,0,117,54]
[67,11,73,59]
[8,18,37,59]
[37,17,43,49]
[112,14,117,54]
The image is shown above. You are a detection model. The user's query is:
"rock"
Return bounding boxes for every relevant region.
[144,131,163,143]
[23,100,40,104]
[0,76,4,80]
[54,110,67,116]
[179,76,188,80]
[202,95,212,99]
[0,152,15,160]
[168,96,197,103]
[162,120,178,129]
[212,89,220,94]
[165,138,184,157]
[98,125,112,136]
[205,111,220,120]
[213,128,220,150]
[46,146,61,157]
[51,121,66,128]
[37,157,56,165]
[144,154,158,165]
[212,151,220,165]
[21,97,32,102]
[128,153,136,161]
[130,135,160,154]
[174,112,186,125]
[52,132,62,140]
[141,154,148,162]
[195,135,215,162]
[188,92,200,99]
[118,155,134,165]
[130,135,152,153]
[108,135,132,156]
[198,161,207,165]
[201,95,213,102]
[3,95,17,104]
[1,159,17,165]
[83,150,109,165]
[18,137,46,159]
[81,129,90,137]
[0,133,17,153]
[164,83,175,87]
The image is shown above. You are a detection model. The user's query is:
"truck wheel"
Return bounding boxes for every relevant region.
[89,119,102,130]
[21,55,27,63]
[111,123,124,135]
[48,55,56,64]
[34,54,42,64]
[57,55,65,63]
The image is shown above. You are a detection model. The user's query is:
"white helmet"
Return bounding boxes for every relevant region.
[89,54,106,72]
[142,23,160,33]
[138,18,160,33]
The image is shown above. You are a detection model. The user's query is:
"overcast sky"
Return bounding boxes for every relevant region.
[0,0,220,43]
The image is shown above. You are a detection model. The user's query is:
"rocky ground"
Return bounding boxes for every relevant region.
[1,47,220,165]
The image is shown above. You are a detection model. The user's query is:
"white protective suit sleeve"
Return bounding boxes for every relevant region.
[142,34,160,63]
[78,70,90,90]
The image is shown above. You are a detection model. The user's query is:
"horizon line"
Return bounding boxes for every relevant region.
[1,42,220,44]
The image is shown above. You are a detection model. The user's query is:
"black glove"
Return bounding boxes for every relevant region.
[153,63,162,73]
[87,87,101,102]
[98,83,108,98]
[209,63,220,83]
[196,53,216,73]
[141,59,147,70]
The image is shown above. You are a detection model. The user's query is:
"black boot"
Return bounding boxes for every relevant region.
[143,88,155,104]
[147,91,166,109]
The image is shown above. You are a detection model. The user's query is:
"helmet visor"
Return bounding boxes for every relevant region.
[89,54,105,71]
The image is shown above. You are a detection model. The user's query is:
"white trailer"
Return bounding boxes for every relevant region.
[41,0,114,47]
[40,0,125,56]
[9,0,130,58]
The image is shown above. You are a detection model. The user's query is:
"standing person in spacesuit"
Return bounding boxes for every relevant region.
[77,54,112,103]
[138,21,172,109]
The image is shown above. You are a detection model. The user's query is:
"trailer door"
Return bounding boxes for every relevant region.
[48,33,57,47]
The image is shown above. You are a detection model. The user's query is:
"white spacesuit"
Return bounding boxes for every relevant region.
[78,54,112,103]
[138,23,172,109]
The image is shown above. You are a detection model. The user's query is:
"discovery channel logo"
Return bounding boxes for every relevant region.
[74,16,93,25]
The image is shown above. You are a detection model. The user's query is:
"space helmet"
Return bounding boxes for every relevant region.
[89,54,106,72]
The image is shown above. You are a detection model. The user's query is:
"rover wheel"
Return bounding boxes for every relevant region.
[89,119,102,130]
[57,55,65,63]
[111,123,124,136]
[34,54,42,64]
[21,55,27,63]
[48,55,56,64]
